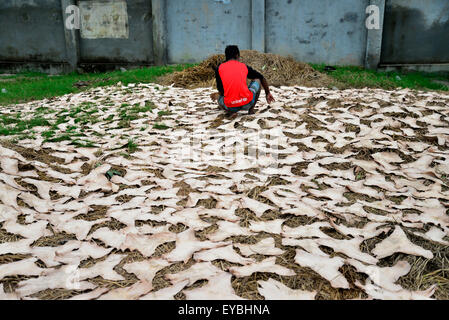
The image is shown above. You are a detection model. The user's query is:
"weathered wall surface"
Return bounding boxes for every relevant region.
[166,0,252,63]
[381,0,449,64]
[0,0,67,63]
[79,0,154,64]
[266,0,370,66]
[0,0,447,73]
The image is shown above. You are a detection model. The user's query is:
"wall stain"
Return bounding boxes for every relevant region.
[382,4,449,64]
[340,12,358,23]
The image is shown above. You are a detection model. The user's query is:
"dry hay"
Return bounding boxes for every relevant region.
[157,50,332,89]
[230,249,368,300]
[377,231,449,300]
[0,224,24,243]
[31,232,78,248]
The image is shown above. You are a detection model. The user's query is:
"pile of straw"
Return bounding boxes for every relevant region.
[157,50,332,89]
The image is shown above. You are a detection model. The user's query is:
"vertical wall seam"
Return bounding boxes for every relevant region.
[365,0,386,70]
[61,0,80,72]
[251,0,265,52]
[152,0,168,65]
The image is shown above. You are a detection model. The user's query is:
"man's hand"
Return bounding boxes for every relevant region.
[210,92,220,102]
[266,92,275,104]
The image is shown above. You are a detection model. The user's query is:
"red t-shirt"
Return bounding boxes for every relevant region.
[217,60,258,108]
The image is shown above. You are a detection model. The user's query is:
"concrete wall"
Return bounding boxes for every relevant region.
[0,0,67,63]
[266,0,370,66]
[0,0,448,73]
[79,0,154,64]
[381,0,449,64]
[166,0,252,63]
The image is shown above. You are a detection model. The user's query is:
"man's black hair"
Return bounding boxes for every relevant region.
[225,45,240,61]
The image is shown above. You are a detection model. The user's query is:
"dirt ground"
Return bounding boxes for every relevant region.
[0,81,448,300]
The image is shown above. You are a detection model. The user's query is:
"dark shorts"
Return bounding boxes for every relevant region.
[218,81,261,113]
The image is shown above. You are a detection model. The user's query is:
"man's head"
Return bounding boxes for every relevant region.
[225,45,240,61]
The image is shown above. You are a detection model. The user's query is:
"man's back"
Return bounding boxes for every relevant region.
[211,45,275,116]
[218,60,253,108]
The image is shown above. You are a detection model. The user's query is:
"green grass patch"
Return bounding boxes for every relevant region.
[45,134,72,143]
[158,110,172,117]
[127,139,138,153]
[41,130,55,139]
[71,139,97,148]
[117,100,154,128]
[0,115,50,136]
[312,64,449,91]
[64,103,102,126]
[0,64,193,106]
[106,169,123,180]
[153,122,170,130]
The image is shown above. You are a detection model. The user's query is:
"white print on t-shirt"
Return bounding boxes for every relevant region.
[231,97,248,105]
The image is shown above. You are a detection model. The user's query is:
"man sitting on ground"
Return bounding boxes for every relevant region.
[211,45,275,118]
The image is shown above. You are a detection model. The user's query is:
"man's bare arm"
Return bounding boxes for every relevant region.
[247,65,275,104]
[261,77,275,104]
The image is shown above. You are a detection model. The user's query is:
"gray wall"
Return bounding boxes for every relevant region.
[0,0,448,73]
[381,0,449,64]
[0,0,67,63]
[80,0,154,64]
[166,0,252,63]
[266,0,370,66]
